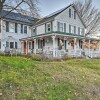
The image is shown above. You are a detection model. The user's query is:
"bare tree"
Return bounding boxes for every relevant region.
[74,0,100,35]
[0,0,40,18]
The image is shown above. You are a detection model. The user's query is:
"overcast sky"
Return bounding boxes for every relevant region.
[38,0,100,16]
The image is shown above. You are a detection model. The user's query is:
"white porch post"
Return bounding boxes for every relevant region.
[74,38,77,52]
[52,35,56,57]
[21,41,23,53]
[34,39,37,54]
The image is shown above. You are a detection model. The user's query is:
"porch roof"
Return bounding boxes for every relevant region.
[20,31,99,41]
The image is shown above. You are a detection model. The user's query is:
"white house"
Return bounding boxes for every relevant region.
[20,4,100,58]
[0,4,100,58]
[0,10,37,52]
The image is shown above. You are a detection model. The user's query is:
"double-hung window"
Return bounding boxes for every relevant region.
[69,25,75,34]
[80,28,84,35]
[6,21,9,32]
[24,26,27,34]
[46,23,51,32]
[21,24,23,33]
[69,9,71,18]
[59,23,63,32]
[10,42,14,48]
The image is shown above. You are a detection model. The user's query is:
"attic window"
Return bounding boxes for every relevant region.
[74,11,76,19]
[69,9,71,18]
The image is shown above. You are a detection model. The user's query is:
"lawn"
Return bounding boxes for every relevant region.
[0,56,100,100]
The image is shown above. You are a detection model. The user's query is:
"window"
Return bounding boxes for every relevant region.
[59,23,63,32]
[78,27,80,35]
[24,26,27,34]
[80,28,84,35]
[29,42,31,49]
[15,23,17,33]
[32,28,36,36]
[46,23,51,32]
[15,42,17,49]
[6,21,9,32]
[9,23,14,32]
[69,25,74,34]
[74,11,76,19]
[57,22,63,32]
[6,41,9,47]
[38,39,45,49]
[10,42,14,48]
[69,9,71,18]
[21,24,23,33]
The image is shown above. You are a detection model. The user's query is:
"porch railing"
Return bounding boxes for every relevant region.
[32,48,100,58]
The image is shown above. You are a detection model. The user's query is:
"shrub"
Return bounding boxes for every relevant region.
[31,54,42,61]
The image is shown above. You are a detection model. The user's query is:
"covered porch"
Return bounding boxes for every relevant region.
[20,33,100,58]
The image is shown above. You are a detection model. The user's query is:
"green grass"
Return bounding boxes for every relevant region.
[0,56,100,100]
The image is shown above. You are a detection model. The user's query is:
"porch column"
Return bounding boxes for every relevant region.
[34,39,37,54]
[89,40,91,56]
[21,41,23,53]
[98,40,100,51]
[52,35,56,57]
[26,40,28,55]
[74,38,77,52]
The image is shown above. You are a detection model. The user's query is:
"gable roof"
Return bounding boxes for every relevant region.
[0,10,38,25]
[34,4,86,28]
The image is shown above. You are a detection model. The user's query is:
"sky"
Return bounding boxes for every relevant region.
[38,0,100,17]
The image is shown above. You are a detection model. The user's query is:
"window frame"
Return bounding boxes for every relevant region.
[24,25,27,34]
[21,24,23,33]
[59,23,63,32]
[10,42,14,49]
[69,9,71,18]
[6,21,9,32]
[46,23,51,32]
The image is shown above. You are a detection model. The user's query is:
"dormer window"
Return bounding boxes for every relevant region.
[46,23,51,32]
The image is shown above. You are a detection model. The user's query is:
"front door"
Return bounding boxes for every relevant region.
[24,42,27,54]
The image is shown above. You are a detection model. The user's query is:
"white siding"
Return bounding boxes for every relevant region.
[36,24,45,35]
[0,20,32,51]
[54,6,85,35]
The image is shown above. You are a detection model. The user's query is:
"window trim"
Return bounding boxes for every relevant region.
[46,23,51,32]
[69,9,71,18]
[21,24,23,33]
[24,25,27,34]
[10,42,14,49]
[74,11,76,19]
[6,21,9,32]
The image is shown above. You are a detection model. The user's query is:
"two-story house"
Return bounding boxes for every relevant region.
[20,4,99,57]
[0,10,37,52]
[0,4,100,57]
